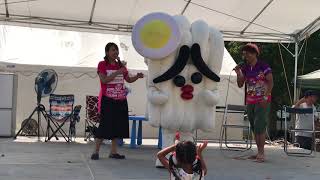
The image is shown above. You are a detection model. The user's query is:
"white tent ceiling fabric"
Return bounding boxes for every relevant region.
[0,25,237,73]
[0,0,319,42]
[0,25,147,69]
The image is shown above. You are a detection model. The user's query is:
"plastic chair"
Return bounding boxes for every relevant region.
[284,106,319,156]
[219,104,252,151]
[45,94,81,142]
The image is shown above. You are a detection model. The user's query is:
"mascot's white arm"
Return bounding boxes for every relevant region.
[146,57,170,106]
[147,87,168,105]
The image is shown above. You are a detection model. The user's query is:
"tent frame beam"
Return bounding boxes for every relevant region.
[0,13,132,33]
[279,38,307,102]
[188,1,288,36]
[223,30,293,42]
[4,0,9,18]
[181,0,191,15]
[297,16,320,41]
[88,0,97,25]
[0,13,295,42]
[294,41,298,102]
[240,0,274,34]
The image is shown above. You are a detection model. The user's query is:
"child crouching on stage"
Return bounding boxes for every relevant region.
[157,140,208,180]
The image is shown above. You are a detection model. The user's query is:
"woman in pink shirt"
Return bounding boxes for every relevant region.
[91,42,144,160]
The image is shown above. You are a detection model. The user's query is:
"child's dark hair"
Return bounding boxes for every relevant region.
[104,42,123,67]
[176,141,196,164]
[169,141,203,180]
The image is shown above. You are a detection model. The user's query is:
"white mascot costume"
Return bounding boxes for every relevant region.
[132,12,224,167]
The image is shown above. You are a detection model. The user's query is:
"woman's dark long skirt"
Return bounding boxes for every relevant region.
[95,96,129,139]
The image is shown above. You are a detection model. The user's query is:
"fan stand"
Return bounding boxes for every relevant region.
[20,118,38,136]
[14,92,58,141]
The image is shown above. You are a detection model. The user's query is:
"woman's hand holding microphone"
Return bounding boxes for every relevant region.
[136,72,144,79]
[233,61,246,77]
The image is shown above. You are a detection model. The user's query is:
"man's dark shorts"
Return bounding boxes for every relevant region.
[247,103,270,134]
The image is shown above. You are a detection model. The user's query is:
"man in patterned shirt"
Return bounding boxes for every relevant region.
[234,43,273,163]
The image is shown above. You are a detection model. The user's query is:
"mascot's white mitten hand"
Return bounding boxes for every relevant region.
[147,88,169,105]
[199,89,220,107]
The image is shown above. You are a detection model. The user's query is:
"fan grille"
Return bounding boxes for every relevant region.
[34,69,58,97]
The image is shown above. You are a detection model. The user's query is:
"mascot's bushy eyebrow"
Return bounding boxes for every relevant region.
[153,43,220,83]
[190,43,220,82]
[153,45,190,83]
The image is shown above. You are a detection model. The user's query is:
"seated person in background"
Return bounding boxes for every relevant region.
[293,90,319,150]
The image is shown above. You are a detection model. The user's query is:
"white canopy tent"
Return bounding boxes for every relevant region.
[0,0,318,42]
[0,26,243,139]
[1,0,319,100]
[0,0,319,139]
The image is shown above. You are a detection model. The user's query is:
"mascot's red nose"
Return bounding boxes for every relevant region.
[181,84,194,100]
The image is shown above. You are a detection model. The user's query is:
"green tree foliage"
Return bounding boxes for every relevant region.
[225,30,320,138]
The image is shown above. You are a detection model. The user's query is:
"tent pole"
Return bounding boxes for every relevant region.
[293,41,298,102]
[291,40,299,134]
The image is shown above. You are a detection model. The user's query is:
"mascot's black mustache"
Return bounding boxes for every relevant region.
[153,43,220,83]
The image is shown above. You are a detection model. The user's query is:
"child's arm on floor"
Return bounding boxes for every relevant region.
[197,141,208,176]
[157,144,176,172]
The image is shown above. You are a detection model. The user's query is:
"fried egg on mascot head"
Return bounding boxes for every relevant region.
[132,12,224,166]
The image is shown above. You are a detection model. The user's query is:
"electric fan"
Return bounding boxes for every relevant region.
[34,69,58,104]
[15,69,58,139]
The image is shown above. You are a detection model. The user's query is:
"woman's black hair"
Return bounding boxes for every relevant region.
[169,141,203,180]
[104,42,123,67]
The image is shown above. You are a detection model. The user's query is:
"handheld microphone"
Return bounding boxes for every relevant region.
[237,61,245,66]
[233,61,245,71]
[116,57,124,67]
